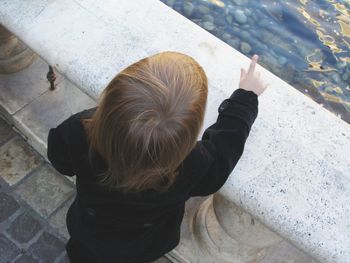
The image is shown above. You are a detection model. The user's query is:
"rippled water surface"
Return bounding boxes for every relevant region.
[161,0,350,123]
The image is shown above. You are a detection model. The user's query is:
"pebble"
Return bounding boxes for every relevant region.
[240,30,250,40]
[278,56,288,65]
[259,19,270,27]
[226,15,233,24]
[333,87,344,94]
[166,0,175,7]
[173,5,182,12]
[227,38,240,49]
[221,32,231,40]
[234,10,247,24]
[269,49,278,58]
[324,87,334,93]
[232,0,245,5]
[215,16,227,27]
[183,2,194,17]
[336,61,347,70]
[240,41,252,54]
[197,5,210,15]
[231,26,240,33]
[245,8,252,16]
[331,73,342,84]
[203,21,215,31]
[203,14,214,23]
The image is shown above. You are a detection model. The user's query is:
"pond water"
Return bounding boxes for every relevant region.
[160,0,350,123]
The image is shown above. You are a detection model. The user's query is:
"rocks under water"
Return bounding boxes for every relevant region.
[162,0,350,124]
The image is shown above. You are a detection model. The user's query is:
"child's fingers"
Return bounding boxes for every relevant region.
[248,55,259,75]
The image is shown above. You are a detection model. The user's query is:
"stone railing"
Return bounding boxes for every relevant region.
[1,1,349,262]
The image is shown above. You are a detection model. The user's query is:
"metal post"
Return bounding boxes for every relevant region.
[47,65,56,90]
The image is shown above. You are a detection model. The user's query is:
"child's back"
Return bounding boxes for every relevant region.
[47,52,265,263]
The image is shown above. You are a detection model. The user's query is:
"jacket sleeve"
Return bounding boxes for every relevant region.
[189,88,258,196]
[47,122,75,176]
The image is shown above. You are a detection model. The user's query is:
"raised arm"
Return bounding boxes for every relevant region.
[189,55,267,196]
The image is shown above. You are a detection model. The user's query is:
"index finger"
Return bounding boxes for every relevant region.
[248,54,259,75]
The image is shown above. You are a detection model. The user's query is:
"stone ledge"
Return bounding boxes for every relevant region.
[1,0,349,262]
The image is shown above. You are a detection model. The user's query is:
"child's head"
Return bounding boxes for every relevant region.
[89,51,208,192]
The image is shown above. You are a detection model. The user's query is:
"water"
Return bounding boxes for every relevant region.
[160,0,350,123]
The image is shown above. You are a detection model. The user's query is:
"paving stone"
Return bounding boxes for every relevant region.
[29,231,65,262]
[15,164,74,218]
[0,192,20,222]
[0,136,43,186]
[0,58,64,115]
[49,197,74,240]
[14,78,96,148]
[6,212,42,243]
[0,233,20,262]
[13,254,37,263]
[0,117,14,145]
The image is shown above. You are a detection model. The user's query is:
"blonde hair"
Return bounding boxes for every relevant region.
[86,51,208,192]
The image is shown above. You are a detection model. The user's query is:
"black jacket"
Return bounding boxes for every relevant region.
[47,88,258,262]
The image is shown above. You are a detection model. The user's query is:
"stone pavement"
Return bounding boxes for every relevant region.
[0,116,171,263]
[0,116,71,263]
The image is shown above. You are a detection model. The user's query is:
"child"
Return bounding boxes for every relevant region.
[47,52,266,263]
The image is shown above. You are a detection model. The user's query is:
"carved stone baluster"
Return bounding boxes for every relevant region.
[193,193,282,263]
[0,25,36,74]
